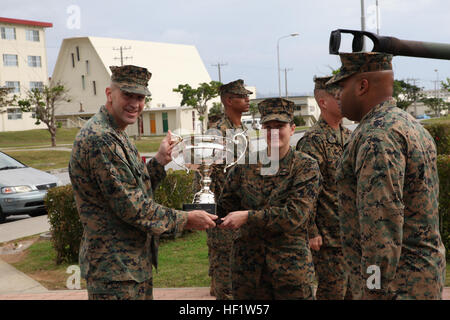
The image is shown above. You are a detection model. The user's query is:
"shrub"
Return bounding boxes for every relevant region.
[155,169,195,210]
[424,121,450,155]
[294,115,306,127]
[437,155,450,258]
[45,185,82,264]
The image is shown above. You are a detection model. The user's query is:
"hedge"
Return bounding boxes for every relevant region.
[45,169,195,264]
[437,155,450,258]
[424,121,450,155]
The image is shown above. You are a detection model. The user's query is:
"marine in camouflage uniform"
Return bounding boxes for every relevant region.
[218,98,321,299]
[202,79,252,300]
[328,52,446,299]
[296,76,352,300]
[69,65,215,300]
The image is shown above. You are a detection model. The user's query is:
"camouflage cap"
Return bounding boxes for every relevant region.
[314,75,340,96]
[110,65,152,96]
[326,52,393,85]
[258,98,294,124]
[219,79,253,96]
[314,76,332,90]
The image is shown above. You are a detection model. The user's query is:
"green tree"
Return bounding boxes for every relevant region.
[173,81,222,134]
[441,77,450,92]
[208,101,223,117]
[18,82,71,147]
[393,80,423,111]
[0,86,17,113]
[421,97,448,117]
[249,102,259,121]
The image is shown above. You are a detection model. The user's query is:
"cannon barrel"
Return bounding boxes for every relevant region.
[329,29,450,60]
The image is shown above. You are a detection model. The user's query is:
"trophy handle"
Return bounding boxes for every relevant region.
[170,133,190,173]
[224,130,248,172]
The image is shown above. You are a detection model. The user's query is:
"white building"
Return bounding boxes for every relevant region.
[51,36,218,136]
[0,17,52,132]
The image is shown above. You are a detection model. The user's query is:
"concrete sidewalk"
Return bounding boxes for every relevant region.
[0,215,49,243]
[0,258,48,295]
[1,284,449,300]
[0,287,214,300]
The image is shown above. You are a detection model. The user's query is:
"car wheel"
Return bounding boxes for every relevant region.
[0,207,5,224]
[29,210,47,218]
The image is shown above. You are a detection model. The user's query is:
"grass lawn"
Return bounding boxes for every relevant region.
[134,136,165,153]
[295,126,309,132]
[0,128,80,148]
[0,129,165,171]
[7,150,72,172]
[422,115,450,125]
[2,231,210,290]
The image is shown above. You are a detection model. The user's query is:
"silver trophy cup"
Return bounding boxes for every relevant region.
[171,132,248,215]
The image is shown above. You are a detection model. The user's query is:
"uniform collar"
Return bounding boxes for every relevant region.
[359,98,396,125]
[317,116,344,145]
[100,105,124,133]
[223,114,245,130]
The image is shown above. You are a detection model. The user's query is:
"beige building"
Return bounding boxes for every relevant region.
[51,36,218,136]
[249,95,321,126]
[406,88,450,117]
[0,17,52,132]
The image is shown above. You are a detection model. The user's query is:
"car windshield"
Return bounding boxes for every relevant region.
[0,152,26,170]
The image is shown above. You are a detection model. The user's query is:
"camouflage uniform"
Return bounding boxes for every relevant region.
[218,98,321,300]
[328,53,446,300]
[69,65,188,300]
[296,76,352,299]
[202,79,252,300]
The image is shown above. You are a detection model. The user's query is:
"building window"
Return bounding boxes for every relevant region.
[81,75,85,90]
[92,81,97,95]
[28,56,42,67]
[7,108,22,120]
[29,81,44,92]
[85,60,89,74]
[3,54,18,66]
[1,27,16,40]
[71,53,75,67]
[5,81,20,94]
[76,46,80,61]
[31,107,37,118]
[26,29,40,42]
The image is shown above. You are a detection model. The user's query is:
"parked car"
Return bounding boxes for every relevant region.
[0,151,61,223]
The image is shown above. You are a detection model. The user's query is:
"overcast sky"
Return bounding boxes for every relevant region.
[2,0,450,97]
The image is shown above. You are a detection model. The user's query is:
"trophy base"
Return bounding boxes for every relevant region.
[183,203,216,215]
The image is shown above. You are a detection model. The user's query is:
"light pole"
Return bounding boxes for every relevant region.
[435,69,440,116]
[277,33,299,97]
[376,0,380,35]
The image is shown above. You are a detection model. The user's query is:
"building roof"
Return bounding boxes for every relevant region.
[0,17,53,28]
[52,36,215,114]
